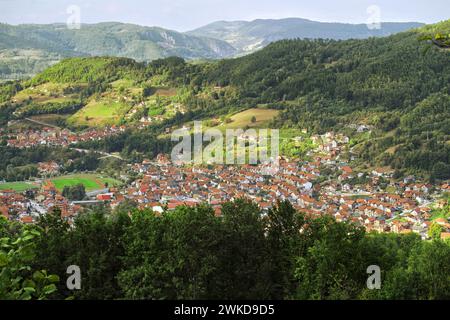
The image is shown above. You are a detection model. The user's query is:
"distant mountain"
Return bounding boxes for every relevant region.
[187,18,424,53]
[0,22,236,80]
[0,19,424,80]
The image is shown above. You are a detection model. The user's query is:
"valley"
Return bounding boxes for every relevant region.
[0,16,449,301]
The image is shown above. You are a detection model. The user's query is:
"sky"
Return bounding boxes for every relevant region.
[0,0,448,31]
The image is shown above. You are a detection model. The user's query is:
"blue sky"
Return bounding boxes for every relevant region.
[0,0,448,31]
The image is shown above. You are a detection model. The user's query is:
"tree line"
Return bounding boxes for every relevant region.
[1,200,449,300]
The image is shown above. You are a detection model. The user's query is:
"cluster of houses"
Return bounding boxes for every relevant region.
[1,129,449,240]
[37,161,61,176]
[106,149,449,239]
[6,125,126,148]
[0,185,82,224]
[118,155,318,215]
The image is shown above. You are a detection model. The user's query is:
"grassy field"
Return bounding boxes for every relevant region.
[111,79,135,89]
[279,128,307,140]
[218,108,280,130]
[158,107,281,139]
[0,182,39,192]
[111,79,143,96]
[68,100,131,126]
[431,209,450,221]
[154,87,177,97]
[48,174,121,192]
[12,82,79,104]
[29,114,70,125]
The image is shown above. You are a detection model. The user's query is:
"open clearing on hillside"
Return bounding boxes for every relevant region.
[0,182,39,192]
[68,100,131,126]
[111,79,143,96]
[158,108,280,139]
[29,114,70,126]
[48,174,121,192]
[154,88,177,97]
[218,108,280,130]
[12,82,80,104]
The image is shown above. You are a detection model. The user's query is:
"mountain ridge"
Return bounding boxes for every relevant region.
[0,22,236,80]
[187,18,424,53]
[0,19,425,80]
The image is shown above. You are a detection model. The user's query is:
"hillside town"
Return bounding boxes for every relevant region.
[5,125,127,148]
[1,128,449,241]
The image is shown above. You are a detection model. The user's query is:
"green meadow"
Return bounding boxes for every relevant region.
[49,174,121,192]
[0,182,39,192]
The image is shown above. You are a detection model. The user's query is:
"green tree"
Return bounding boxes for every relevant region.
[218,200,270,299]
[67,207,131,299]
[265,201,306,299]
[294,217,366,300]
[428,222,443,240]
[62,184,86,201]
[0,217,59,300]
[118,205,222,299]
[33,208,72,298]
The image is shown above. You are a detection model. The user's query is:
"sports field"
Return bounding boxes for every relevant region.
[48,174,121,192]
[0,182,39,192]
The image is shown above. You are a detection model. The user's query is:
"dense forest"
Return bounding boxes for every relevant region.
[199,32,450,179]
[1,200,449,300]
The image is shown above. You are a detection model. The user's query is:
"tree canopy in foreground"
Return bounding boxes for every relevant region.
[1,200,449,300]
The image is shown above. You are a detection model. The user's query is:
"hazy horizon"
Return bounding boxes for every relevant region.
[0,18,429,32]
[0,0,447,32]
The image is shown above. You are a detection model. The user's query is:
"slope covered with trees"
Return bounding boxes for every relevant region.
[1,200,449,300]
[197,26,450,179]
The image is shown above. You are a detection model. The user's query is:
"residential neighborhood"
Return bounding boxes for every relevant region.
[5,125,126,148]
[1,128,449,241]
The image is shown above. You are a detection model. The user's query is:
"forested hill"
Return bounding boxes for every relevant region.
[198,26,450,180]
[203,29,449,106]
[1,21,449,179]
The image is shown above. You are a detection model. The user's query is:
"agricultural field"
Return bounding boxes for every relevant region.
[47,174,121,192]
[6,119,44,131]
[11,82,80,104]
[217,108,280,130]
[68,100,131,127]
[127,86,188,122]
[111,79,143,96]
[158,107,280,139]
[29,114,70,125]
[153,87,177,97]
[146,95,183,117]
[0,182,39,192]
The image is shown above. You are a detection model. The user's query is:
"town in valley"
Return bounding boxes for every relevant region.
[1,124,449,241]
